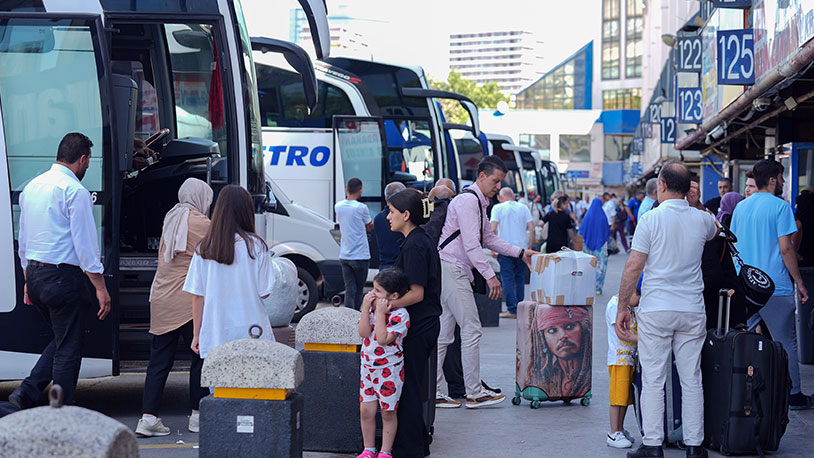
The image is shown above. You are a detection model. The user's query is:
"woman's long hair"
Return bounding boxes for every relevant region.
[197,185,267,265]
[388,188,430,226]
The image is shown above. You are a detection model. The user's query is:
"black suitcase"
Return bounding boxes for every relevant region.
[702,289,791,456]
[632,352,684,447]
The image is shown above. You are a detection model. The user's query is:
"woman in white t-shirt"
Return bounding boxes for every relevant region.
[183,185,275,359]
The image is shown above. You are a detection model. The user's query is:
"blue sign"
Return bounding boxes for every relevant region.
[677,36,703,73]
[661,117,676,144]
[712,0,751,9]
[265,145,331,167]
[678,88,703,124]
[647,103,662,124]
[717,29,755,85]
[566,170,590,179]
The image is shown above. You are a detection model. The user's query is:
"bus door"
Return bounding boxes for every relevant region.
[0,14,118,378]
[332,116,388,268]
[517,150,540,201]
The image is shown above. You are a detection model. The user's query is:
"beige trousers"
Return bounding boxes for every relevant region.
[637,310,706,447]
[436,260,484,397]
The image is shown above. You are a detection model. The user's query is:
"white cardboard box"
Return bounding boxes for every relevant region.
[529,251,597,306]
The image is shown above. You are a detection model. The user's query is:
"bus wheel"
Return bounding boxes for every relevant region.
[293,267,318,322]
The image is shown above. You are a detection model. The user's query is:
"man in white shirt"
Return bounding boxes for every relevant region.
[335,177,373,310]
[9,133,111,410]
[615,162,718,458]
[575,194,590,224]
[490,188,533,318]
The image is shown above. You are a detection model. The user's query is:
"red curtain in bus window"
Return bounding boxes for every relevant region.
[209,38,224,130]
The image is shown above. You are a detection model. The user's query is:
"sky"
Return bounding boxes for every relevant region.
[241,0,601,80]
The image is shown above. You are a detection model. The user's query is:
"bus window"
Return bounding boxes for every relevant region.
[400,119,434,185]
[256,65,354,128]
[335,118,386,216]
[454,135,484,184]
[0,20,105,257]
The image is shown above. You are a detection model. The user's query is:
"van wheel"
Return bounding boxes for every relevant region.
[293,267,318,322]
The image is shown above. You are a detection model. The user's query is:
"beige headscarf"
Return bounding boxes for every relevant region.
[161,178,213,263]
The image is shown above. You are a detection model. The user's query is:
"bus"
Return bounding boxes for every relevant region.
[253,54,481,312]
[0,0,330,378]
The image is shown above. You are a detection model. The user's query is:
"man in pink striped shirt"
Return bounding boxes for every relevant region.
[436,156,536,408]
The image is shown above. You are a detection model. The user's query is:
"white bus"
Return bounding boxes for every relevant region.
[0,0,330,378]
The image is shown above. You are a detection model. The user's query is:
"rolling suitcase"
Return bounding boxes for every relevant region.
[512,301,592,408]
[702,289,790,456]
[631,352,684,447]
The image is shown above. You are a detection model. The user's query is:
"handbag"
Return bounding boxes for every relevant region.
[439,189,489,295]
[718,222,775,307]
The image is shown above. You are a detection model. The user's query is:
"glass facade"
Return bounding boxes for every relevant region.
[602,0,621,80]
[625,0,643,78]
[560,135,591,162]
[602,88,641,109]
[514,42,592,110]
[604,134,633,161]
[519,133,551,160]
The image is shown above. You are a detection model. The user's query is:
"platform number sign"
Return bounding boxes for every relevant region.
[712,0,751,8]
[717,29,755,85]
[661,117,676,144]
[677,36,702,73]
[678,88,703,124]
[648,103,662,124]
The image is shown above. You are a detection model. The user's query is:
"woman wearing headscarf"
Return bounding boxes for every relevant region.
[136,178,213,438]
[580,198,610,295]
[701,191,749,329]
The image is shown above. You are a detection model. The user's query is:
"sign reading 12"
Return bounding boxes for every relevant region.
[717,29,755,85]
[678,88,703,124]
[661,117,676,144]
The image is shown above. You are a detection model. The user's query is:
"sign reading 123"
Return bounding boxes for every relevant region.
[678,88,703,124]
[717,29,755,85]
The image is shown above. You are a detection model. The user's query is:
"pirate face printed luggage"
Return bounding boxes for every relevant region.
[702,289,790,456]
[632,352,684,447]
[513,301,593,408]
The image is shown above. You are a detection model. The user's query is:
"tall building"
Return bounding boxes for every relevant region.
[593,0,643,111]
[448,30,543,94]
[514,42,593,110]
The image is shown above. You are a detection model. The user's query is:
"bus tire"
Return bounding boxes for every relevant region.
[293,267,318,322]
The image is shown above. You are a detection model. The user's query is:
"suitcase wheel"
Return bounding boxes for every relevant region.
[511,396,521,406]
[580,397,590,407]
[563,399,572,405]
[530,400,541,409]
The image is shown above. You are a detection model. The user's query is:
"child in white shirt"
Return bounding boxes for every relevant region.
[606,287,639,449]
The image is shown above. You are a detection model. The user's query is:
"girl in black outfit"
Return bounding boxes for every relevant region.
[386,188,442,458]
[542,196,575,253]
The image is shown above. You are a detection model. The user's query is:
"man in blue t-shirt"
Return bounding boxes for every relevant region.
[731,159,812,410]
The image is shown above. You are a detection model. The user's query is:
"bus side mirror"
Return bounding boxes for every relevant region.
[459,100,481,138]
[111,74,138,173]
[251,37,318,113]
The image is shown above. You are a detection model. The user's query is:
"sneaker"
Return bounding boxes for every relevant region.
[481,380,502,394]
[499,311,517,319]
[622,429,635,444]
[188,415,199,433]
[136,417,171,437]
[435,393,462,408]
[7,391,26,410]
[355,450,377,458]
[378,453,393,458]
[607,431,633,449]
[789,392,814,410]
[465,391,506,409]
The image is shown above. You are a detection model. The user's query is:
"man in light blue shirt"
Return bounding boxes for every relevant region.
[637,178,658,218]
[335,177,373,310]
[731,159,812,410]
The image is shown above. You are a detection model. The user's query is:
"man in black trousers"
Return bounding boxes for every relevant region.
[9,133,111,410]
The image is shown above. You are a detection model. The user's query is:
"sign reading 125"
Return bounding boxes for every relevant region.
[678,88,703,124]
[717,29,754,85]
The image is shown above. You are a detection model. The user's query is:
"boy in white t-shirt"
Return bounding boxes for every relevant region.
[606,286,640,448]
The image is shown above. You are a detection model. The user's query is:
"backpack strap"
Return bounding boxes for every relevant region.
[439,188,483,250]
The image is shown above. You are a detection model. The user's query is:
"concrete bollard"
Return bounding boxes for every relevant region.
[295,307,363,453]
[0,385,139,458]
[200,325,305,458]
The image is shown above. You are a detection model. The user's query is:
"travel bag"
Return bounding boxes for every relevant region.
[631,352,684,447]
[513,301,592,408]
[702,289,790,456]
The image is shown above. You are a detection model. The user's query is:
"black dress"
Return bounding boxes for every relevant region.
[391,227,442,458]
[543,211,573,253]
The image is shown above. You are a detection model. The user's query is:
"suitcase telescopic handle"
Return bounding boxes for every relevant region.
[717,288,736,337]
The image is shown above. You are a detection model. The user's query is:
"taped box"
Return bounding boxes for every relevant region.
[530,251,597,306]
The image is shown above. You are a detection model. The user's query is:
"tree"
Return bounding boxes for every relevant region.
[429,70,509,125]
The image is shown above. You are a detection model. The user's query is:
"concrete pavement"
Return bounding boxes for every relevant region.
[1,252,813,457]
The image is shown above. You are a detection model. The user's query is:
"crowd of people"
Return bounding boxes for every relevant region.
[7,132,813,458]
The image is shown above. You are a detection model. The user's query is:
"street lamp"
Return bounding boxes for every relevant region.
[558,162,569,174]
[661,34,677,47]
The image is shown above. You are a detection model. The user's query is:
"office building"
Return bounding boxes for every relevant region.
[448,30,543,94]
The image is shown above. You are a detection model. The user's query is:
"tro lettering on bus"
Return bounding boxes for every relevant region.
[264,145,331,167]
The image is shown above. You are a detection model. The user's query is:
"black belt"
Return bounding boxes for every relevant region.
[27,260,82,271]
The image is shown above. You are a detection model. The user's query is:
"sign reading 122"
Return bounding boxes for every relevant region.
[717,29,755,85]
[678,88,703,124]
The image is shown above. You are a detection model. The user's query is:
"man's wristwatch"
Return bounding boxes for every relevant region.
[518,248,525,259]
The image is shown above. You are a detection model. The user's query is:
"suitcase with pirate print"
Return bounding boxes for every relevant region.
[702,289,790,456]
[513,301,593,408]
